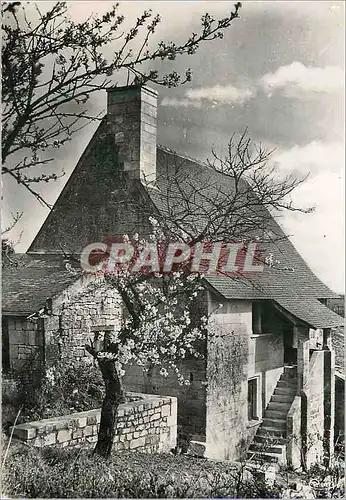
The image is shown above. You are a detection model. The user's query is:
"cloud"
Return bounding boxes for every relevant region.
[260,62,344,97]
[280,166,344,293]
[161,97,202,108]
[272,141,344,177]
[162,62,344,109]
[273,141,344,292]
[185,85,255,104]
[161,84,255,108]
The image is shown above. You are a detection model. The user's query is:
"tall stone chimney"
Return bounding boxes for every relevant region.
[106,85,158,184]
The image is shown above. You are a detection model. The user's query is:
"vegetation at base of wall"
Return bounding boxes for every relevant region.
[2,358,104,430]
[2,445,283,499]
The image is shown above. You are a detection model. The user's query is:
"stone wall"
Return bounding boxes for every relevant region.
[248,333,284,409]
[28,119,154,254]
[123,357,206,438]
[306,350,325,467]
[11,393,177,453]
[123,291,208,439]
[7,317,43,371]
[205,297,287,462]
[206,297,251,461]
[44,274,123,363]
[286,396,302,470]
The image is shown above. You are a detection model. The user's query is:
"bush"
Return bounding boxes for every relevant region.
[2,445,283,498]
[6,357,104,426]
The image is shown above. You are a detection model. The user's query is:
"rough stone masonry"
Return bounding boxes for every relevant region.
[11,393,177,454]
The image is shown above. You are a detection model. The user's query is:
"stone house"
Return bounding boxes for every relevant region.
[2,85,344,467]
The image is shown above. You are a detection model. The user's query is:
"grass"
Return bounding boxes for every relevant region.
[2,442,282,498]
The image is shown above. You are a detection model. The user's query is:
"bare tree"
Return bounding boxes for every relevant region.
[64,129,313,458]
[3,2,316,463]
[2,1,242,207]
[1,211,23,266]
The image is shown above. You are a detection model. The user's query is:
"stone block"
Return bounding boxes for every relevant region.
[57,429,72,443]
[72,428,83,439]
[9,329,26,344]
[12,425,37,441]
[130,437,146,449]
[27,331,37,346]
[161,405,171,418]
[78,417,87,427]
[141,122,156,136]
[84,426,93,437]
[141,92,158,108]
[87,415,97,425]
[187,440,206,458]
[44,433,57,446]
[150,413,160,422]
[86,436,98,443]
[55,419,69,431]
[32,436,44,447]
[141,102,157,118]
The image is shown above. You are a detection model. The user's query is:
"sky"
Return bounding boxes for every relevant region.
[3,1,345,293]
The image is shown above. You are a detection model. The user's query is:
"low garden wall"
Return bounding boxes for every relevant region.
[11,393,177,453]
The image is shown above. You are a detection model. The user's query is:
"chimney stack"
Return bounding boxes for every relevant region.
[106,85,158,184]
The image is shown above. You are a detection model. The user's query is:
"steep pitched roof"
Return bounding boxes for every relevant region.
[2,254,82,315]
[274,296,343,329]
[149,147,338,298]
[147,147,341,328]
[22,114,340,328]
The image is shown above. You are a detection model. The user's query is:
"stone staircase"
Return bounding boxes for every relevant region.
[247,366,297,465]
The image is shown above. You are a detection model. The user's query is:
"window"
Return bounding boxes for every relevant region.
[252,302,262,334]
[252,301,277,334]
[248,377,259,421]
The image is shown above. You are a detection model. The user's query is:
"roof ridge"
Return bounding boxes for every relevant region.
[157,144,208,169]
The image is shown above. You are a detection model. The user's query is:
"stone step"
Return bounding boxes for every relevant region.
[276,380,297,390]
[257,426,286,438]
[186,440,205,458]
[265,408,289,419]
[254,434,286,445]
[249,442,284,455]
[247,451,280,463]
[267,401,292,411]
[274,386,296,396]
[271,393,294,404]
[283,366,297,375]
[262,418,286,430]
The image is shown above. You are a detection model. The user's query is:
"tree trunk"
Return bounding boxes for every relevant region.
[93,357,125,458]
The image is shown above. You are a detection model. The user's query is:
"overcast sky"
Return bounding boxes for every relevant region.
[3,1,345,293]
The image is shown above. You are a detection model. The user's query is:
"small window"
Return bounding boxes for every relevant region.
[252,302,262,334]
[248,378,258,421]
